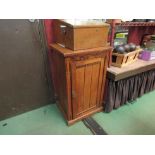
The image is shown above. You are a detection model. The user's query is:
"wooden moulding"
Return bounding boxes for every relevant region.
[112,48,142,68]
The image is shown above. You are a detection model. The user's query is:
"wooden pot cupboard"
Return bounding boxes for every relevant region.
[50,44,112,125]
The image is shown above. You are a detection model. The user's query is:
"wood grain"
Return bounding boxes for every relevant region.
[89,62,100,108]
[75,66,85,116]
[83,64,93,110]
[73,27,109,50]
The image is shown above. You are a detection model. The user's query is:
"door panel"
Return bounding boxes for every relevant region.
[89,62,100,107]
[83,64,93,110]
[71,57,105,119]
[76,66,85,114]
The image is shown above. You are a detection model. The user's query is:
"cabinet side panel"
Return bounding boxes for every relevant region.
[74,27,109,50]
[51,51,59,97]
[52,51,68,118]
[65,58,72,120]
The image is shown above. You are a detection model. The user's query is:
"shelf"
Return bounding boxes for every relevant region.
[116,22,155,27]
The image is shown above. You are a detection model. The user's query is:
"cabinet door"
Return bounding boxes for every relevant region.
[71,57,105,119]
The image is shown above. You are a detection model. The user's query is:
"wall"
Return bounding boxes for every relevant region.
[0,19,54,121]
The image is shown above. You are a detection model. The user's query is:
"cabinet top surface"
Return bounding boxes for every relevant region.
[50,43,112,57]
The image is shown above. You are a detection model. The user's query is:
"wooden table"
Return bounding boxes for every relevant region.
[107,59,155,81]
[104,59,155,112]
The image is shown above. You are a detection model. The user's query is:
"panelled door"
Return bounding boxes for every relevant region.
[71,57,105,119]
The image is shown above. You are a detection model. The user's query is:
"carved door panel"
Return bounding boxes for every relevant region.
[71,57,105,119]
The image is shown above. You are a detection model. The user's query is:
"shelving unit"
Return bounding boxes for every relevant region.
[117,22,155,27]
[107,20,155,67]
[109,20,155,47]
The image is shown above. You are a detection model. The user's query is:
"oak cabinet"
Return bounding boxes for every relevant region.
[50,43,112,125]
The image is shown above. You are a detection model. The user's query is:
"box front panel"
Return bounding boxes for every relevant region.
[74,27,109,50]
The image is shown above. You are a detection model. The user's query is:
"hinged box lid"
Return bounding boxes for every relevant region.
[59,19,110,28]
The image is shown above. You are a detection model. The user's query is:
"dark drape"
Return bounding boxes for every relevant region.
[104,69,155,112]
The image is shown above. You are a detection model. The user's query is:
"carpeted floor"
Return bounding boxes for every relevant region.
[0,104,92,135]
[93,90,155,135]
[0,90,155,135]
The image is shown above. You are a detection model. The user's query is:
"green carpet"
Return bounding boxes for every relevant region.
[0,104,92,135]
[93,91,155,135]
[0,90,155,135]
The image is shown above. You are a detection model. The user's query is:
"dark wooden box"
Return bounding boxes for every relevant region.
[53,19,110,51]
